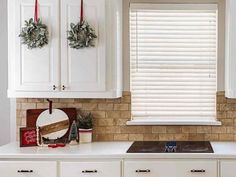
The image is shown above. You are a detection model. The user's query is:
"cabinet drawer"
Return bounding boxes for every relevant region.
[60,161,121,177]
[220,160,236,177]
[0,161,57,177]
[124,160,217,177]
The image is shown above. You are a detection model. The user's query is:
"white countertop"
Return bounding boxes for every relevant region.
[0,142,236,159]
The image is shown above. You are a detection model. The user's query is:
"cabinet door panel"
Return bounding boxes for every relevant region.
[124,160,217,177]
[0,161,57,177]
[15,0,59,91]
[61,0,106,92]
[220,161,236,177]
[60,161,121,177]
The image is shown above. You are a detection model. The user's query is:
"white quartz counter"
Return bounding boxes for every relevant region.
[0,142,236,159]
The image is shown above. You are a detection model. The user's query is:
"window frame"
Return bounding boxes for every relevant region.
[127,3,221,126]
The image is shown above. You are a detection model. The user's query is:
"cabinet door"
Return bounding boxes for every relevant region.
[220,161,236,177]
[60,161,121,177]
[124,160,217,177]
[61,0,106,92]
[14,0,60,92]
[0,161,57,177]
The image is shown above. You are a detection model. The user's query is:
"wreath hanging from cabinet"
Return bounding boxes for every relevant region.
[67,0,97,49]
[19,0,49,49]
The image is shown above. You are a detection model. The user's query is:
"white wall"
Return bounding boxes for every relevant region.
[0,0,11,145]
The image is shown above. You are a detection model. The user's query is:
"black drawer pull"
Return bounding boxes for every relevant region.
[82,170,98,173]
[17,170,33,173]
[191,169,206,173]
[136,169,151,173]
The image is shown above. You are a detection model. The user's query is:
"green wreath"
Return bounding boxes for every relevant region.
[67,21,97,49]
[19,18,49,49]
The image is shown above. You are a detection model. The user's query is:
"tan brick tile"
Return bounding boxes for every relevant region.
[82,103,98,110]
[98,103,114,111]
[86,99,106,103]
[229,104,236,111]
[233,134,236,141]
[67,103,82,109]
[221,119,234,126]
[94,126,120,134]
[52,103,68,108]
[91,111,106,119]
[114,134,129,141]
[21,117,26,126]
[28,98,44,103]
[16,103,21,110]
[219,104,230,111]
[43,98,59,102]
[93,134,114,141]
[227,98,236,104]
[74,99,89,103]
[128,134,144,141]
[219,134,234,141]
[18,110,26,118]
[159,134,174,141]
[166,126,182,133]
[188,133,205,141]
[205,134,219,141]
[114,104,129,111]
[120,111,131,119]
[36,103,48,109]
[123,91,131,96]
[212,127,227,133]
[114,119,129,126]
[143,134,159,141]
[227,111,236,119]
[197,126,212,133]
[97,119,114,126]
[173,134,189,141]
[217,91,225,96]
[121,95,131,103]
[106,111,121,119]
[21,103,36,110]
[59,98,74,103]
[152,126,167,133]
[16,98,28,103]
[217,96,227,104]
[217,111,227,119]
[121,126,152,134]
[182,126,197,133]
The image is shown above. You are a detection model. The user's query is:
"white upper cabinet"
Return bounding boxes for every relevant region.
[225,0,236,98]
[8,0,122,98]
[60,0,106,92]
[11,0,60,92]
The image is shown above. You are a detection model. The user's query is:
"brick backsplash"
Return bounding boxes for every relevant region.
[16,91,236,141]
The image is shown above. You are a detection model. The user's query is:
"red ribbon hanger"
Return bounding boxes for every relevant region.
[80,0,84,23]
[34,0,38,23]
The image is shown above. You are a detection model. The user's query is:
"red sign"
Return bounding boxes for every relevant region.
[20,128,37,147]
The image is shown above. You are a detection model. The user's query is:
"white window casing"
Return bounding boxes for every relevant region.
[128,3,221,125]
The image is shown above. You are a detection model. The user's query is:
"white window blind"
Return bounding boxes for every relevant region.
[130,4,218,122]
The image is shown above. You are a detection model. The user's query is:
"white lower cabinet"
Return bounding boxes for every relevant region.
[220,160,236,177]
[0,161,57,177]
[60,161,121,177]
[124,160,217,177]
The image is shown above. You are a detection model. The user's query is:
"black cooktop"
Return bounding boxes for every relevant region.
[127,141,214,153]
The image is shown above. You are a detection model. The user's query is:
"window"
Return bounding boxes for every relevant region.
[129,4,220,125]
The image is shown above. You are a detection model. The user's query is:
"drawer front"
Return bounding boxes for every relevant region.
[0,161,57,177]
[124,160,217,177]
[60,161,121,177]
[220,160,236,177]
